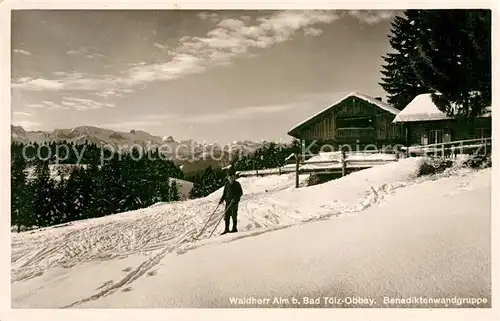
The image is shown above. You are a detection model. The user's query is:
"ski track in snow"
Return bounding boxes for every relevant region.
[11,158,476,306]
[12,174,307,284]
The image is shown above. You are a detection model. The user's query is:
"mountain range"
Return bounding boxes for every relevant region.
[11,125,291,174]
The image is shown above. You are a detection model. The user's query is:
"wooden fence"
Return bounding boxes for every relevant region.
[236,137,491,188]
[403,137,491,157]
[237,150,400,187]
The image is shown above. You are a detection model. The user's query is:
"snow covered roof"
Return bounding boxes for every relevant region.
[393,93,492,123]
[289,92,400,135]
[393,94,449,123]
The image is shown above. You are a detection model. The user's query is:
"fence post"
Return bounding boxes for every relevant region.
[341,150,346,177]
[295,153,300,188]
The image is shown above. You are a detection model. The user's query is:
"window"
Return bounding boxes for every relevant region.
[475,128,491,139]
[420,133,428,145]
[443,132,452,143]
[428,129,453,144]
[391,124,403,137]
[429,129,444,144]
[336,116,374,129]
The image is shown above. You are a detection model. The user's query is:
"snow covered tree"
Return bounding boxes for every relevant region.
[65,168,84,221]
[9,141,190,228]
[148,159,172,204]
[31,161,57,227]
[380,9,491,117]
[380,10,431,109]
[169,179,180,201]
[121,149,150,210]
[189,166,225,198]
[98,153,127,215]
[52,171,69,224]
[417,10,491,118]
[11,146,30,231]
[85,164,111,218]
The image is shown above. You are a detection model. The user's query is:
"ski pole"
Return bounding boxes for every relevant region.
[194,203,221,241]
[208,212,226,238]
[208,200,233,238]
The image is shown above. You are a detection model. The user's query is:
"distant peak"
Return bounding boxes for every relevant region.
[163,136,175,143]
[12,125,26,132]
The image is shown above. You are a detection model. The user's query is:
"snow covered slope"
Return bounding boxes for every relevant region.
[169,178,194,200]
[11,158,491,308]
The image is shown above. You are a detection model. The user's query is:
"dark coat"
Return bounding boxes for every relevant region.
[219,180,243,204]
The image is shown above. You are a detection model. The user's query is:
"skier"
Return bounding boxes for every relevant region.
[218,168,243,235]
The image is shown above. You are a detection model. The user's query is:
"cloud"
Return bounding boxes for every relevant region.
[13,71,93,91]
[236,104,294,115]
[218,18,246,30]
[67,46,107,59]
[12,11,340,96]
[26,103,45,108]
[304,27,324,36]
[52,71,86,79]
[153,43,168,50]
[25,97,115,112]
[183,103,295,124]
[128,62,148,67]
[62,97,107,111]
[348,10,396,25]
[13,111,35,117]
[101,88,135,97]
[13,75,122,92]
[126,10,339,83]
[197,12,220,22]
[13,49,32,56]
[97,120,163,130]
[97,113,175,131]
[93,88,133,98]
[12,78,65,91]
[125,53,206,83]
[12,120,41,130]
[42,100,69,110]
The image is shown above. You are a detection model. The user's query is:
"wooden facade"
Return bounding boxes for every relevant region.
[393,93,492,146]
[402,117,491,146]
[288,93,405,149]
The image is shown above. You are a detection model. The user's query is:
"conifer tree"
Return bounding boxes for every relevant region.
[11,148,29,231]
[417,10,491,118]
[31,161,56,227]
[380,10,430,109]
[380,9,491,117]
[170,179,180,201]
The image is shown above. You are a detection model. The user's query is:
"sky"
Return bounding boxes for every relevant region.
[11,10,399,144]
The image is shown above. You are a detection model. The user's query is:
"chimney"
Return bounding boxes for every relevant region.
[375,97,383,102]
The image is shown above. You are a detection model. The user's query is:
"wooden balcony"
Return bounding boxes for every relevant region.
[335,127,375,139]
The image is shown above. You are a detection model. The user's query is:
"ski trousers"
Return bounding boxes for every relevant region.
[224,200,239,230]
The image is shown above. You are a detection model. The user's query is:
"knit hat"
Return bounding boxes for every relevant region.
[227,166,236,176]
